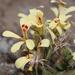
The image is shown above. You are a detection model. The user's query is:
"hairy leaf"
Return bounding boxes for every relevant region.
[11,41,24,53]
[2,31,21,39]
[26,39,35,50]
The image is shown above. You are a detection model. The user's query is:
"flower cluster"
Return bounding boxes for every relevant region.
[2,9,50,71]
[2,0,75,74]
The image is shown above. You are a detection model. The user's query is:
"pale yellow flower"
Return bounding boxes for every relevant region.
[18,13,31,32]
[51,4,75,22]
[48,5,75,37]
[46,5,75,43]
[2,9,44,53]
[48,17,71,35]
[18,9,44,29]
[29,9,44,28]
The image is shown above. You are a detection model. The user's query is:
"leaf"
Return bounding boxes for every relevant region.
[56,26,63,35]
[66,6,75,15]
[59,4,66,16]
[26,39,35,50]
[39,39,50,47]
[59,5,67,21]
[74,39,75,44]
[64,23,71,30]
[59,5,75,21]
[11,41,24,53]
[72,52,75,60]
[60,15,72,21]
[65,15,72,21]
[2,31,21,39]
[47,28,56,43]
[51,7,58,16]
[15,56,32,70]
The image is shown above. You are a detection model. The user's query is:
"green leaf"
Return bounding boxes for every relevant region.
[62,47,73,61]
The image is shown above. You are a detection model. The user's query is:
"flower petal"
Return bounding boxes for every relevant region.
[29,9,44,28]
[26,39,35,50]
[29,9,43,17]
[2,31,21,39]
[20,17,31,27]
[18,13,27,18]
[15,56,32,70]
[11,41,24,53]
[49,20,57,29]
[39,39,50,47]
[65,15,72,21]
[59,5,75,22]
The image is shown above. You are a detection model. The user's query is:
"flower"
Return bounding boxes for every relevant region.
[18,9,44,28]
[18,13,31,32]
[48,17,71,35]
[2,8,50,71]
[47,4,75,42]
[29,9,44,28]
[2,9,45,53]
